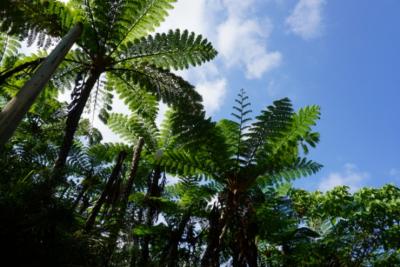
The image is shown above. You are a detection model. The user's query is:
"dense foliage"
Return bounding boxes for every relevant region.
[0,1,399,267]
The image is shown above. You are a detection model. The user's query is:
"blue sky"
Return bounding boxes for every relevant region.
[45,0,399,191]
[136,0,400,191]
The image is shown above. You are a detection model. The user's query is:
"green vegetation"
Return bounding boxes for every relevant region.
[0,1,399,266]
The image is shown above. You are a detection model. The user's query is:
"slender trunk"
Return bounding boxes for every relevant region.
[105,137,144,266]
[0,58,44,84]
[231,199,258,267]
[52,67,102,180]
[85,151,127,232]
[130,208,144,267]
[120,137,145,214]
[0,23,82,146]
[163,211,191,267]
[139,166,162,266]
[201,205,226,267]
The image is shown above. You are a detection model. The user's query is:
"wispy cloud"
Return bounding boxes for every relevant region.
[197,79,227,114]
[318,163,369,192]
[286,0,325,40]
[158,0,282,79]
[217,0,282,79]
[217,17,281,79]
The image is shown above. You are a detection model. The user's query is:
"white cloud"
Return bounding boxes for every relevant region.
[318,164,369,192]
[156,0,217,37]
[158,0,282,80]
[217,17,282,79]
[286,0,325,40]
[197,79,227,115]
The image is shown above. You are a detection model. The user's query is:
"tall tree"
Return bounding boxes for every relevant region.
[161,89,322,266]
[0,23,82,146]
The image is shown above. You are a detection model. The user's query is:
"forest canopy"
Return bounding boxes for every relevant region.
[0,1,399,266]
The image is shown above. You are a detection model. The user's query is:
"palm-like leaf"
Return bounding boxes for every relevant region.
[270,105,320,156]
[257,157,323,187]
[107,112,158,151]
[115,29,217,70]
[158,150,218,178]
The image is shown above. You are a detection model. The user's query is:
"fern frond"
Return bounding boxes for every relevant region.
[87,142,130,162]
[107,73,159,121]
[110,63,202,111]
[0,34,21,65]
[107,112,158,151]
[1,0,78,42]
[270,105,321,156]
[257,157,323,187]
[115,29,217,70]
[108,0,177,52]
[245,97,294,165]
[167,109,230,169]
[158,150,218,178]
[230,89,252,168]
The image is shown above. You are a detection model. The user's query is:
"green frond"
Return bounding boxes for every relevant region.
[107,112,158,151]
[108,0,177,51]
[115,29,217,70]
[66,142,92,174]
[106,73,159,121]
[1,0,78,43]
[257,157,323,187]
[168,109,230,168]
[0,34,21,65]
[111,63,202,111]
[270,105,321,156]
[228,89,252,168]
[245,97,294,164]
[216,119,240,157]
[87,142,130,162]
[158,150,218,178]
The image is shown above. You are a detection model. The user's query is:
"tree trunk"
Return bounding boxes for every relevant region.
[162,210,191,267]
[85,151,127,232]
[105,137,145,266]
[201,205,226,267]
[52,67,102,180]
[0,23,82,146]
[139,166,162,266]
